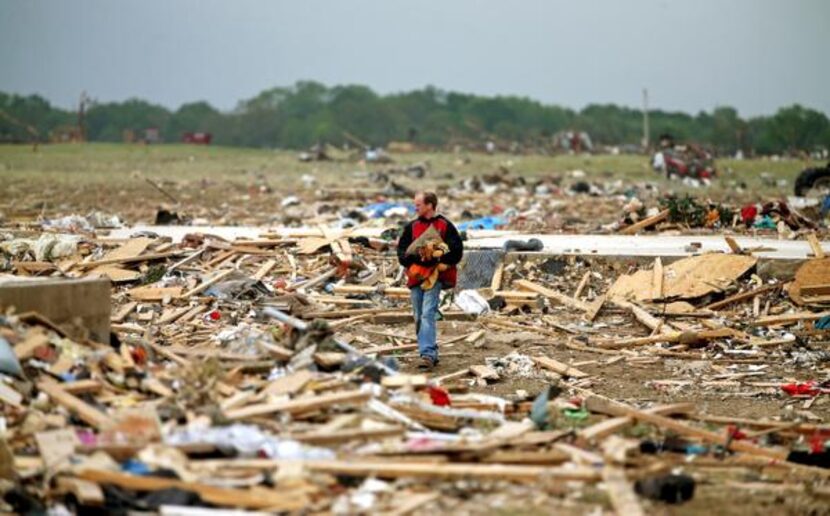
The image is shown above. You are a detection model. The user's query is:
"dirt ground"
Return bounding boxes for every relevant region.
[1,143,828,515]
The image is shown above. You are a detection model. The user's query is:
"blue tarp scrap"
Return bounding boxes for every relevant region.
[361,202,414,218]
[457,215,508,231]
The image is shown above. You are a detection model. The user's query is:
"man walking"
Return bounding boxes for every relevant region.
[397,192,463,369]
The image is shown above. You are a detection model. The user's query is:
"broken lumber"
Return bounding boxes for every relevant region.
[619,209,669,235]
[705,283,781,311]
[225,390,370,420]
[532,356,588,378]
[77,469,309,511]
[806,233,826,259]
[602,466,645,516]
[191,459,602,483]
[182,269,235,299]
[621,407,788,460]
[578,403,693,444]
[37,379,113,430]
[514,279,590,312]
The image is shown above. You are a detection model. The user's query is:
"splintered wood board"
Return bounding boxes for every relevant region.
[608,253,757,301]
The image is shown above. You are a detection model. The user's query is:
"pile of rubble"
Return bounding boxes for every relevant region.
[0,180,830,513]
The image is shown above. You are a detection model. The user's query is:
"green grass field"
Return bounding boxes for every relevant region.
[0,143,814,209]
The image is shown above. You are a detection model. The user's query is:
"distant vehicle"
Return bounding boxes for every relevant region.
[794,162,830,197]
[652,134,716,180]
[552,130,593,153]
[182,132,212,145]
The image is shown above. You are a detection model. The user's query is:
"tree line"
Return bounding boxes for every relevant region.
[1,81,828,155]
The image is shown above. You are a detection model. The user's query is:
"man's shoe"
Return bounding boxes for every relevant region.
[418,356,436,370]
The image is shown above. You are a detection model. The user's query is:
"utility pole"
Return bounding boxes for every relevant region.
[77,91,89,142]
[642,88,650,151]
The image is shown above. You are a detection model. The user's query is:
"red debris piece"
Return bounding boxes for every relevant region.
[726,424,747,440]
[781,381,821,397]
[427,386,451,406]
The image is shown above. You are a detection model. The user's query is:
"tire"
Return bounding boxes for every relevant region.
[794,165,830,197]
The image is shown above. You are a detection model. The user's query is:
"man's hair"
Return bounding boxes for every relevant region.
[421,191,438,209]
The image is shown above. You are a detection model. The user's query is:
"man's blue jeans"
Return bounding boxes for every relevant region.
[410,283,441,362]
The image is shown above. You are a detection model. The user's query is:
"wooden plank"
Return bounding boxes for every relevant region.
[465,329,486,344]
[176,304,209,325]
[293,426,405,445]
[314,352,346,368]
[102,237,154,261]
[574,271,591,299]
[612,299,669,334]
[532,356,588,378]
[78,250,187,269]
[77,469,309,511]
[332,285,410,297]
[651,257,663,300]
[204,250,235,269]
[182,269,235,299]
[482,449,570,465]
[37,379,113,430]
[609,254,757,302]
[807,233,826,259]
[262,370,314,397]
[514,279,590,312]
[191,458,601,483]
[159,506,272,516]
[386,491,440,516]
[147,342,190,367]
[435,368,471,384]
[0,383,23,408]
[382,374,428,389]
[157,305,194,325]
[62,379,103,395]
[686,414,830,435]
[13,261,56,274]
[127,286,182,302]
[253,259,277,281]
[490,261,505,291]
[257,341,293,361]
[752,310,830,327]
[167,248,205,273]
[111,301,138,323]
[88,266,142,283]
[225,390,371,420]
[142,378,174,398]
[554,443,603,465]
[602,466,645,516]
[801,283,830,297]
[577,403,693,443]
[705,283,780,311]
[601,434,641,464]
[622,407,788,460]
[585,295,606,321]
[619,209,669,235]
[219,390,257,412]
[13,328,50,360]
[724,236,743,254]
[363,343,419,355]
[598,328,737,349]
[309,459,601,482]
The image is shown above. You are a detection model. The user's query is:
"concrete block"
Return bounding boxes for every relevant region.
[0,277,110,343]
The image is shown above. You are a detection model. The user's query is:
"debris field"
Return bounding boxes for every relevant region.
[1,158,830,515]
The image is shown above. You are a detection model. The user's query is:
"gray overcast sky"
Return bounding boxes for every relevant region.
[1,0,827,117]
